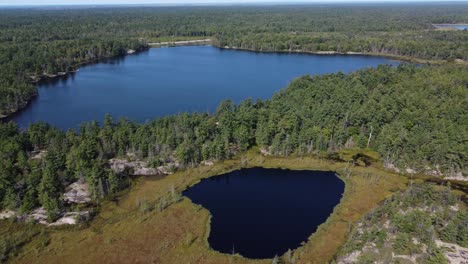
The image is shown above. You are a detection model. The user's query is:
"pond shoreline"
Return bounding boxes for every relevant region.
[1,150,407,263]
[183,167,345,258]
[3,149,467,263]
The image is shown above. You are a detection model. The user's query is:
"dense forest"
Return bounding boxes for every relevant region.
[0,63,466,220]
[0,4,467,116]
[0,5,467,263]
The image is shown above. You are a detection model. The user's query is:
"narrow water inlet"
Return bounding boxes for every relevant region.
[183,167,345,259]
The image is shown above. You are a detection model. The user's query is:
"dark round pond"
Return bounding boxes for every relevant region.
[182,167,344,259]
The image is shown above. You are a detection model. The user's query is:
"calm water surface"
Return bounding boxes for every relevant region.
[11,46,399,129]
[434,24,468,30]
[183,167,344,259]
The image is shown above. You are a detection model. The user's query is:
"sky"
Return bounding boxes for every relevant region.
[1,0,467,6]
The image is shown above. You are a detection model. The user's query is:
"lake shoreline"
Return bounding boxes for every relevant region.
[148,38,212,47]
[2,40,465,122]
[216,45,467,65]
[0,46,150,122]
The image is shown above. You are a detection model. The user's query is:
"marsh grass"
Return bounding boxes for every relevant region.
[3,150,411,263]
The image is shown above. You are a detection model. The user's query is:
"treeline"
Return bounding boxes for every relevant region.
[0,38,146,117]
[0,63,466,218]
[1,4,468,116]
[214,30,468,61]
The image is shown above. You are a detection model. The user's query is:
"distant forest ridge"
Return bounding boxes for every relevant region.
[0,4,467,117]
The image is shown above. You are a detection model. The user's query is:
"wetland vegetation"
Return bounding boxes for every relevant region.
[0,2,467,264]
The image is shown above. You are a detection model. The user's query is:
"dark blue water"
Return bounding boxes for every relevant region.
[182,167,344,259]
[10,46,399,129]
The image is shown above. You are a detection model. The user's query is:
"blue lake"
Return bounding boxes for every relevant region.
[183,167,345,259]
[434,24,468,30]
[10,46,400,129]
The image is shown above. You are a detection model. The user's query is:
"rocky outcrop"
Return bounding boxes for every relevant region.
[201,160,214,166]
[109,158,175,176]
[30,150,47,160]
[436,240,468,264]
[0,210,16,220]
[109,158,157,175]
[0,207,90,227]
[384,162,467,181]
[27,207,90,226]
[444,172,467,182]
[64,181,91,204]
[260,147,271,156]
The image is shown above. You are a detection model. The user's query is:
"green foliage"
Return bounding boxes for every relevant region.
[338,183,466,263]
[425,247,448,264]
[0,63,467,217]
[393,232,410,254]
[0,6,466,228]
[1,5,467,116]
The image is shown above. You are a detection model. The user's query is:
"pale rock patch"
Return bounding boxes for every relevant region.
[64,181,91,204]
[27,207,90,227]
[260,147,271,156]
[436,240,468,264]
[444,172,467,182]
[201,160,214,166]
[109,158,175,176]
[31,150,47,160]
[337,251,361,264]
[0,210,16,220]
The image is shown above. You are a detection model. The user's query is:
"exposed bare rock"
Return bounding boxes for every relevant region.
[48,211,90,226]
[384,162,400,173]
[425,165,443,177]
[260,147,271,156]
[109,158,148,175]
[201,160,214,166]
[337,251,361,264]
[444,172,467,182]
[31,150,47,160]
[64,181,91,204]
[315,51,338,54]
[384,162,466,181]
[27,207,90,226]
[392,253,418,263]
[134,167,159,175]
[157,164,176,175]
[109,158,172,176]
[436,240,468,264]
[450,205,460,212]
[148,39,212,46]
[28,207,49,225]
[0,210,16,220]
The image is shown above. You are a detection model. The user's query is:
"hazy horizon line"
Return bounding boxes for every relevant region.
[2,0,468,7]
